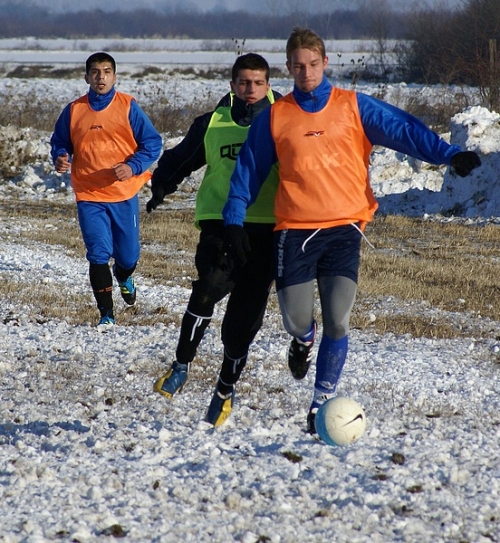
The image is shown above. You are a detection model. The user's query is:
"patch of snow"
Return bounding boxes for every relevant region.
[0,44,499,542]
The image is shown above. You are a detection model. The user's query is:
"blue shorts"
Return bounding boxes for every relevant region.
[274,224,362,291]
[77,196,140,269]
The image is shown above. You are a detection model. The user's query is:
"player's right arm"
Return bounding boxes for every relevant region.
[147,111,212,212]
[50,103,73,171]
[223,108,277,226]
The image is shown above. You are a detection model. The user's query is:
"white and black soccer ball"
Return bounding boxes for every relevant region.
[315,397,366,446]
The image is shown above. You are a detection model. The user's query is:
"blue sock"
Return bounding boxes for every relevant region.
[298,320,316,343]
[312,335,348,409]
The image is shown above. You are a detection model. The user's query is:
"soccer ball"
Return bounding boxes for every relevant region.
[315,397,366,447]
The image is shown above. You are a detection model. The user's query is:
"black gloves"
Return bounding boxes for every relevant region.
[450,151,481,177]
[223,225,250,266]
[146,168,178,213]
[146,187,166,213]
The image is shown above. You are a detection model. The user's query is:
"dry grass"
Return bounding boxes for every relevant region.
[1,201,499,340]
[0,200,196,328]
[353,215,500,338]
[0,66,219,134]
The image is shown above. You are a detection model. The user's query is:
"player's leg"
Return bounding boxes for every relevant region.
[207,228,274,426]
[110,196,140,306]
[155,221,236,399]
[77,201,114,327]
[275,228,319,380]
[308,224,362,433]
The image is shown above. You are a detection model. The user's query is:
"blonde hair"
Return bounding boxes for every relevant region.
[286,27,326,62]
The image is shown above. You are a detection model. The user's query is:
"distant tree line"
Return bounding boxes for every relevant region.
[0,3,411,40]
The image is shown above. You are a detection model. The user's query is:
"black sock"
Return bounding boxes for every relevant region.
[216,379,234,396]
[89,263,113,317]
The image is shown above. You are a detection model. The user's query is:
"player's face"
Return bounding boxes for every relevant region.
[85,62,116,95]
[231,69,270,104]
[287,48,328,93]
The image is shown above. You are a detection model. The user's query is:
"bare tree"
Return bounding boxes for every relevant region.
[398,0,500,99]
[361,0,393,77]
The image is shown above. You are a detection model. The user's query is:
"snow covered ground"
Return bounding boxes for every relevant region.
[0,37,398,75]
[0,43,499,542]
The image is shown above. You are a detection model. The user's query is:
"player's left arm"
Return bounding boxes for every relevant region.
[127,100,163,175]
[357,93,463,166]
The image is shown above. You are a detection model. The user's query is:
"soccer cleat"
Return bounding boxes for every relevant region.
[288,322,317,380]
[307,407,318,435]
[113,265,136,306]
[205,387,235,427]
[307,391,335,436]
[97,313,115,330]
[153,361,189,398]
[117,276,136,306]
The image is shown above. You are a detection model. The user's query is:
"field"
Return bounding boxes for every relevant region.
[0,39,499,543]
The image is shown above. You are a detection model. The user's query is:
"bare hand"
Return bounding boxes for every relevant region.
[113,162,133,181]
[55,153,71,174]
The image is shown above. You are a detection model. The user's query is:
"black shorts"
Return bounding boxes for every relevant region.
[274,224,362,291]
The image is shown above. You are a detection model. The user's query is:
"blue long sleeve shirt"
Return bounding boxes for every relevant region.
[223,76,462,226]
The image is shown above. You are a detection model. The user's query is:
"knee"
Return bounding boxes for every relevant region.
[191,271,233,308]
[282,313,314,337]
[187,279,220,317]
[323,322,348,340]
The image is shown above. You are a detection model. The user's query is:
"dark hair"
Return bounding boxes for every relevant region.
[231,53,270,82]
[286,27,326,62]
[85,52,116,74]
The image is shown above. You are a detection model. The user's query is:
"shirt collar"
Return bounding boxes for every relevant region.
[88,86,116,110]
